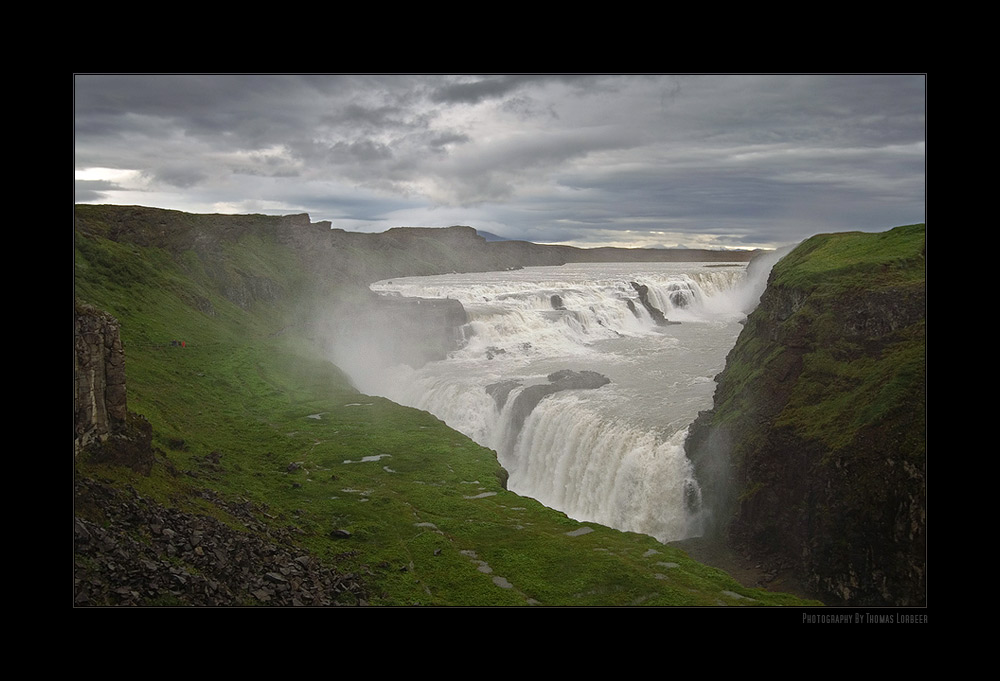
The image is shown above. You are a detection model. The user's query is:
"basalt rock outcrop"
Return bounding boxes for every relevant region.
[489,370,612,462]
[505,370,611,437]
[630,281,673,326]
[360,294,468,368]
[75,303,126,449]
[316,293,469,375]
[684,224,926,607]
[75,302,153,473]
[485,380,523,412]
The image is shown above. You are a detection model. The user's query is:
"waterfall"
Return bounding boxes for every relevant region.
[505,395,704,540]
[346,262,754,543]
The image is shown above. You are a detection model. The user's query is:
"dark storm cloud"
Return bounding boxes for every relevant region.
[329,139,394,162]
[428,74,590,105]
[150,164,211,188]
[76,74,336,157]
[430,75,527,104]
[323,103,413,129]
[282,190,419,222]
[74,74,925,249]
[428,132,471,150]
[74,180,120,203]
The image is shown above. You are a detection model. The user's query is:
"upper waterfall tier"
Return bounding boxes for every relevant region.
[371,262,753,363]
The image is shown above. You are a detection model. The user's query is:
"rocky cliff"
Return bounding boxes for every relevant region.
[74,302,153,473]
[685,224,926,606]
[75,302,127,453]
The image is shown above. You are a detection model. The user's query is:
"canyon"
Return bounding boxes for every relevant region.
[74,205,925,607]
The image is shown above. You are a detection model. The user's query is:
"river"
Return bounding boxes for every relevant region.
[342,260,771,543]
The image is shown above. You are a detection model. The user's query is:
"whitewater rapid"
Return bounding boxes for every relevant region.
[344,261,766,543]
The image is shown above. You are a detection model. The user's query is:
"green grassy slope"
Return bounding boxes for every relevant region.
[74,206,817,606]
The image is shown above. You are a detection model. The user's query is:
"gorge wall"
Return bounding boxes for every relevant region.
[685,224,926,607]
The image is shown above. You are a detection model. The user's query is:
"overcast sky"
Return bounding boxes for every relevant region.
[74,74,925,250]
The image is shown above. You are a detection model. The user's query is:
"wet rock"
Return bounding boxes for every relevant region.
[485,379,522,411]
[507,370,610,437]
[485,346,506,360]
[546,370,611,391]
[629,281,675,326]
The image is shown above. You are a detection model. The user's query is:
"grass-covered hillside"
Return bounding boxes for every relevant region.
[74,205,816,607]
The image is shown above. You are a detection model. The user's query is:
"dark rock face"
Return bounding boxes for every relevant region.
[665,281,694,308]
[630,281,672,326]
[218,272,281,310]
[485,380,523,411]
[507,370,610,437]
[486,371,611,459]
[75,303,154,474]
[367,295,469,367]
[684,226,926,607]
[322,293,469,373]
[75,303,127,450]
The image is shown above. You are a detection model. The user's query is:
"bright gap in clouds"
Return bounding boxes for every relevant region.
[75,167,142,184]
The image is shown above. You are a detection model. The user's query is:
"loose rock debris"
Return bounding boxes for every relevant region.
[74,477,368,606]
